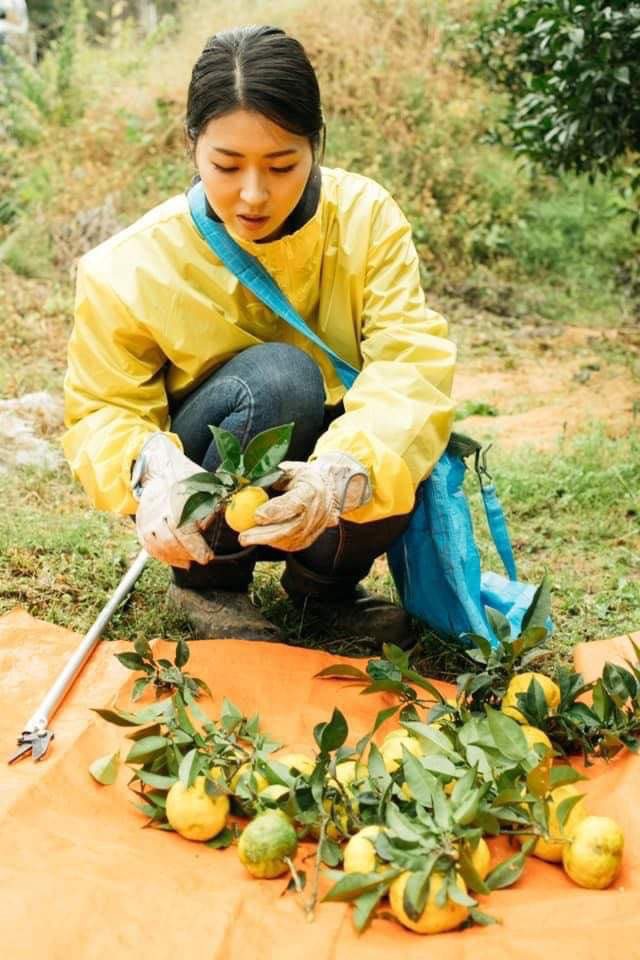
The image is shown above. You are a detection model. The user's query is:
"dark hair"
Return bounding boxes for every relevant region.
[186,25,325,159]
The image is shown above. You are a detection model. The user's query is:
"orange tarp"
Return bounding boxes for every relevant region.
[1,608,639,960]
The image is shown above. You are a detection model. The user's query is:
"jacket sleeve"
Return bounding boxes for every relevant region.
[62,259,183,515]
[312,192,456,523]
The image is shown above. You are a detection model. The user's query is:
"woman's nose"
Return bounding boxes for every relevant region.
[239,170,269,207]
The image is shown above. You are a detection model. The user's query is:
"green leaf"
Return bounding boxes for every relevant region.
[173,691,198,739]
[131,676,152,702]
[385,802,424,842]
[133,637,153,659]
[469,907,500,927]
[220,698,244,733]
[115,651,146,671]
[126,723,162,742]
[210,426,242,472]
[485,706,528,761]
[126,735,170,764]
[403,869,432,922]
[421,755,459,778]
[352,885,386,933]
[243,423,294,479]
[178,747,200,787]
[251,469,283,489]
[315,707,348,753]
[486,608,511,644]
[452,787,484,827]
[89,750,120,785]
[447,874,477,907]
[314,664,369,681]
[402,751,438,805]
[92,701,173,727]
[205,826,235,849]
[174,638,190,669]
[136,770,178,789]
[556,793,584,830]
[179,489,218,526]
[400,721,456,755]
[367,741,391,790]
[321,837,343,866]
[520,576,551,633]
[451,767,477,806]
[549,765,586,789]
[432,782,453,830]
[485,850,527,890]
[458,847,490,895]
[603,662,637,703]
[323,870,396,902]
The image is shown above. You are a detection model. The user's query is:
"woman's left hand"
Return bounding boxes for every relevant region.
[238,452,371,552]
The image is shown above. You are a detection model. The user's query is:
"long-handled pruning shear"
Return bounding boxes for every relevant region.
[8,548,149,764]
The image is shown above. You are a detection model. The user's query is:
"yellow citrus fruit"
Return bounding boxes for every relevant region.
[165,774,229,842]
[470,837,491,880]
[335,759,358,787]
[502,672,561,724]
[230,762,269,794]
[238,809,298,879]
[389,871,469,934]
[562,816,624,889]
[343,825,382,874]
[522,783,587,862]
[379,735,423,774]
[224,486,269,533]
[277,752,315,778]
[521,725,553,796]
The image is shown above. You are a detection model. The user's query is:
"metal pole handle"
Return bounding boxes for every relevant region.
[23,548,149,734]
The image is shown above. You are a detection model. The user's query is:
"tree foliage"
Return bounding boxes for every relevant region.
[474,1,640,225]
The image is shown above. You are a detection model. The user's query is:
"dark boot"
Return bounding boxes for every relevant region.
[167,584,282,642]
[281,560,414,651]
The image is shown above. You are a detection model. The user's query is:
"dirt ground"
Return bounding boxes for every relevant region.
[453,324,639,450]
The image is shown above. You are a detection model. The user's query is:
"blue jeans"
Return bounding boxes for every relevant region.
[170,343,410,595]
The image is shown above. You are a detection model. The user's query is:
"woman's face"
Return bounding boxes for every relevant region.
[194,109,314,243]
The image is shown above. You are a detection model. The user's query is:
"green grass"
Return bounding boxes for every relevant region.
[1,424,637,678]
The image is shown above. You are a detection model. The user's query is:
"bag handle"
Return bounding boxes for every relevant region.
[188,181,358,389]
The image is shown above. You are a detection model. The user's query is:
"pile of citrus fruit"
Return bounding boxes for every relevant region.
[149,668,625,936]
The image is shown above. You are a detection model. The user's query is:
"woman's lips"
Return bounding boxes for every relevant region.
[237,214,269,230]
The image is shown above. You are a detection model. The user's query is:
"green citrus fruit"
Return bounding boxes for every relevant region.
[238,809,298,879]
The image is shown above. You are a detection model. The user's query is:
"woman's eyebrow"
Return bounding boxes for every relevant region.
[211,147,299,158]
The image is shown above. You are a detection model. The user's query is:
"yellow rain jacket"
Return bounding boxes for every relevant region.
[63,166,456,522]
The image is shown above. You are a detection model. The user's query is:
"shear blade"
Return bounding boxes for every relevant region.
[7,730,54,764]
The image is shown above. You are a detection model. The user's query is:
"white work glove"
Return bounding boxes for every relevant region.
[131,433,215,569]
[238,452,372,552]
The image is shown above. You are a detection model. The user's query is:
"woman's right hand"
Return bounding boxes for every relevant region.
[132,434,215,569]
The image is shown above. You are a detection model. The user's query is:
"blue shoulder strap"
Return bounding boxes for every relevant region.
[188,180,517,581]
[187,181,358,390]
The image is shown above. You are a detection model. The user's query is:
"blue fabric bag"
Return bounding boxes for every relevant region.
[188,181,549,647]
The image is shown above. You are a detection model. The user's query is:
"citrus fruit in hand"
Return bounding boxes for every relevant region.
[521,724,553,796]
[562,816,624,889]
[522,783,587,862]
[165,774,229,841]
[389,871,469,934]
[238,809,298,879]
[343,825,383,874]
[501,672,561,723]
[225,486,269,533]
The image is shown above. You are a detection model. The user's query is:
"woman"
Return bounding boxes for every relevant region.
[63,25,456,646]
